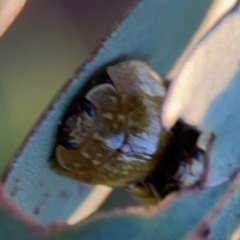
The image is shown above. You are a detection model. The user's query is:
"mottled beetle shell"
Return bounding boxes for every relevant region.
[54,61,171,187]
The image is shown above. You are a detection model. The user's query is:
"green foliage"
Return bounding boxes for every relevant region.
[1,177,240,239]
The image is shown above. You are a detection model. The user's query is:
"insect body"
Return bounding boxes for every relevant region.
[52,61,205,204]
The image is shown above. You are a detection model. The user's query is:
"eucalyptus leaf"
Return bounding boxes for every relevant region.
[1,0,240,239]
[2,0,211,225]
[1,176,238,240]
[162,1,240,187]
[62,176,240,240]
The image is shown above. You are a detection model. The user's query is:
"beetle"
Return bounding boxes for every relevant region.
[52,60,207,204]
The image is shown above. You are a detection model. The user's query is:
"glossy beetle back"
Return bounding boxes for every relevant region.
[53,61,171,187]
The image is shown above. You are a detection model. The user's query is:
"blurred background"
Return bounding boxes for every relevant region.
[0,0,137,171]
